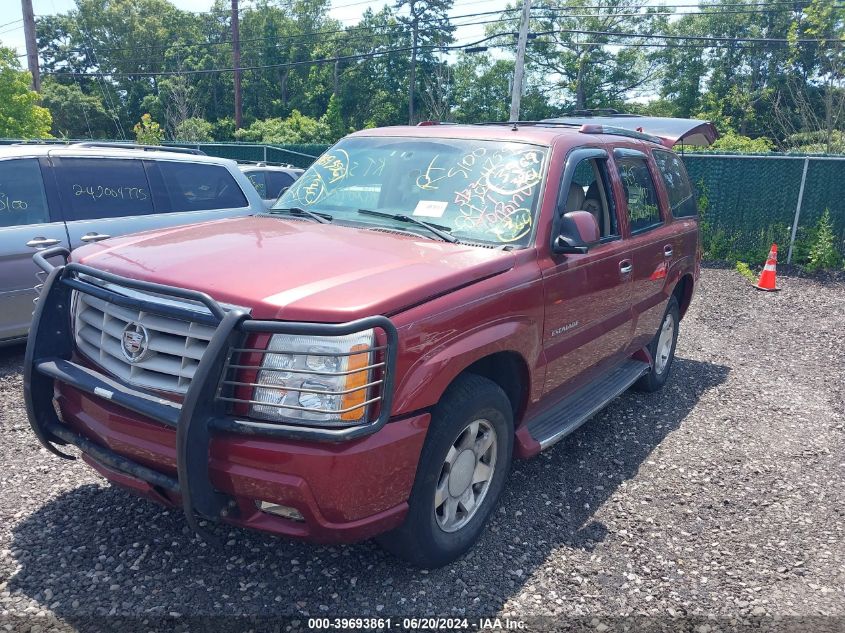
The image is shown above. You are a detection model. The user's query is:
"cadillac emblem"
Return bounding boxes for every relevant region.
[121,323,150,363]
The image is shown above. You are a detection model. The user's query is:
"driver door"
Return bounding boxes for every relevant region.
[539,148,633,397]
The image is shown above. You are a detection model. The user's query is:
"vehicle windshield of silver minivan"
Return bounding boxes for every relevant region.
[272,137,549,246]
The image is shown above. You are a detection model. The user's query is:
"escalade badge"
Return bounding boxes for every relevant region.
[121,323,150,363]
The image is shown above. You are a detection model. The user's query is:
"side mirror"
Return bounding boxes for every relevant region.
[553,210,600,255]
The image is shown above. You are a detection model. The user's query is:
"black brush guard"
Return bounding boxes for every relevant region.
[24,247,398,538]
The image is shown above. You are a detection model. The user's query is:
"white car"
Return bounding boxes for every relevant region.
[239,163,304,207]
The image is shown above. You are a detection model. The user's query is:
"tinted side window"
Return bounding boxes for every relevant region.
[0,159,50,228]
[265,172,295,200]
[245,171,267,198]
[56,158,153,221]
[616,157,662,233]
[158,162,248,211]
[653,150,696,217]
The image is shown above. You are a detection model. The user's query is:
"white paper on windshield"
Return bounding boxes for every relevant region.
[412,200,448,218]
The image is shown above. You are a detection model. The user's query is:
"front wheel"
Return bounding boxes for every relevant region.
[377,374,513,568]
[634,295,680,393]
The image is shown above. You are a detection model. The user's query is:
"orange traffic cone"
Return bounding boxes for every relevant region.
[754,243,780,291]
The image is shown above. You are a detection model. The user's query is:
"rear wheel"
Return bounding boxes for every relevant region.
[634,295,680,393]
[377,374,513,568]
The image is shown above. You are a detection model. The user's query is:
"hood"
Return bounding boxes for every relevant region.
[72,216,514,321]
[546,115,719,147]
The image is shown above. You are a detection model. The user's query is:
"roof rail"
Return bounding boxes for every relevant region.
[577,124,664,145]
[69,142,206,156]
[569,108,641,118]
[235,159,298,168]
[471,121,582,128]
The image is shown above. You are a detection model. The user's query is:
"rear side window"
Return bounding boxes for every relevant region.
[56,158,154,221]
[0,158,50,228]
[616,156,662,233]
[245,171,267,198]
[265,171,295,200]
[653,150,696,217]
[157,162,248,211]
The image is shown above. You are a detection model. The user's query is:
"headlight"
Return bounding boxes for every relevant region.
[250,330,375,426]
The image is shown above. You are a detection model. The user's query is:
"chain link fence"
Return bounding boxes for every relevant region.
[682,153,845,266]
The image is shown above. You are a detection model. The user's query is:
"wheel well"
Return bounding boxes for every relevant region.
[462,352,530,424]
[673,274,694,320]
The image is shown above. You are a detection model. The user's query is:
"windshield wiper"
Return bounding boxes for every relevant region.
[357,208,458,243]
[268,206,332,224]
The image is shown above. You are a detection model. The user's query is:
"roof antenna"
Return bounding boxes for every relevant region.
[510,121,519,131]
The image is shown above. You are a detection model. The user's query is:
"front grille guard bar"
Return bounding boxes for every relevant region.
[26,246,399,540]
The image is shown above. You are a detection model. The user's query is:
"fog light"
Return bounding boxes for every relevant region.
[256,500,305,522]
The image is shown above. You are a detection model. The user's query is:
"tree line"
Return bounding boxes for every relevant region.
[0,0,841,151]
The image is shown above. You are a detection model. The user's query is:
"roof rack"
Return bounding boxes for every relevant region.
[235,159,298,168]
[472,121,582,129]
[468,120,664,144]
[577,123,663,145]
[568,109,641,118]
[69,142,206,156]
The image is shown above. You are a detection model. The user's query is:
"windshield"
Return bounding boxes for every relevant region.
[273,136,549,246]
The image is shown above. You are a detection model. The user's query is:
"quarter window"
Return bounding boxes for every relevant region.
[158,162,248,211]
[0,159,50,228]
[56,158,154,221]
[616,156,662,233]
[653,150,697,217]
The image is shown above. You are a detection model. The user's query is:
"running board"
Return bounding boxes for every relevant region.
[527,359,650,450]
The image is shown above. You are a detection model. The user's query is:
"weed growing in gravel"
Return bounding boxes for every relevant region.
[735,261,757,284]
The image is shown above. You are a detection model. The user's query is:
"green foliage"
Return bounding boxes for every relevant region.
[320,95,347,142]
[804,210,843,271]
[234,111,333,144]
[784,131,845,154]
[173,117,213,142]
[734,261,757,284]
[41,79,112,138]
[212,118,236,142]
[133,113,164,145]
[0,47,52,139]
[708,132,775,154]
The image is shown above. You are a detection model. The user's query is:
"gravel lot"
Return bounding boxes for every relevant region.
[1,267,843,631]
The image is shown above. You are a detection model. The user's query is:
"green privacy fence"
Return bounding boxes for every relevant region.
[681,153,845,265]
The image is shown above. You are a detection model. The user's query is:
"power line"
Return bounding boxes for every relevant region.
[42,31,517,79]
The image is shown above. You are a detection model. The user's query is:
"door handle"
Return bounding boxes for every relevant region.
[619,260,633,275]
[664,245,674,257]
[26,237,61,248]
[81,232,111,243]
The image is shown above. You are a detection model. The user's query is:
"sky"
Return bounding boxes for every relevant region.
[1,0,511,64]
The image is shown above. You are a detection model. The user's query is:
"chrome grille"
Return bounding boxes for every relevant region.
[73,291,217,394]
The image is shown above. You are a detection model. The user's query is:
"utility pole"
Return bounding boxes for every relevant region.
[408,13,418,125]
[231,0,242,129]
[509,0,532,122]
[21,0,40,92]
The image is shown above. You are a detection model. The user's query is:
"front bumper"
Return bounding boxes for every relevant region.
[24,247,416,543]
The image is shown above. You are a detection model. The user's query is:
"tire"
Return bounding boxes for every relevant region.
[634,295,680,393]
[377,374,513,568]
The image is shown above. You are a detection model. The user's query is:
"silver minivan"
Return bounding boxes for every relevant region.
[0,143,265,345]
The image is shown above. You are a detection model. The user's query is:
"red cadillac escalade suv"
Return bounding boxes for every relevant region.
[24,116,712,567]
